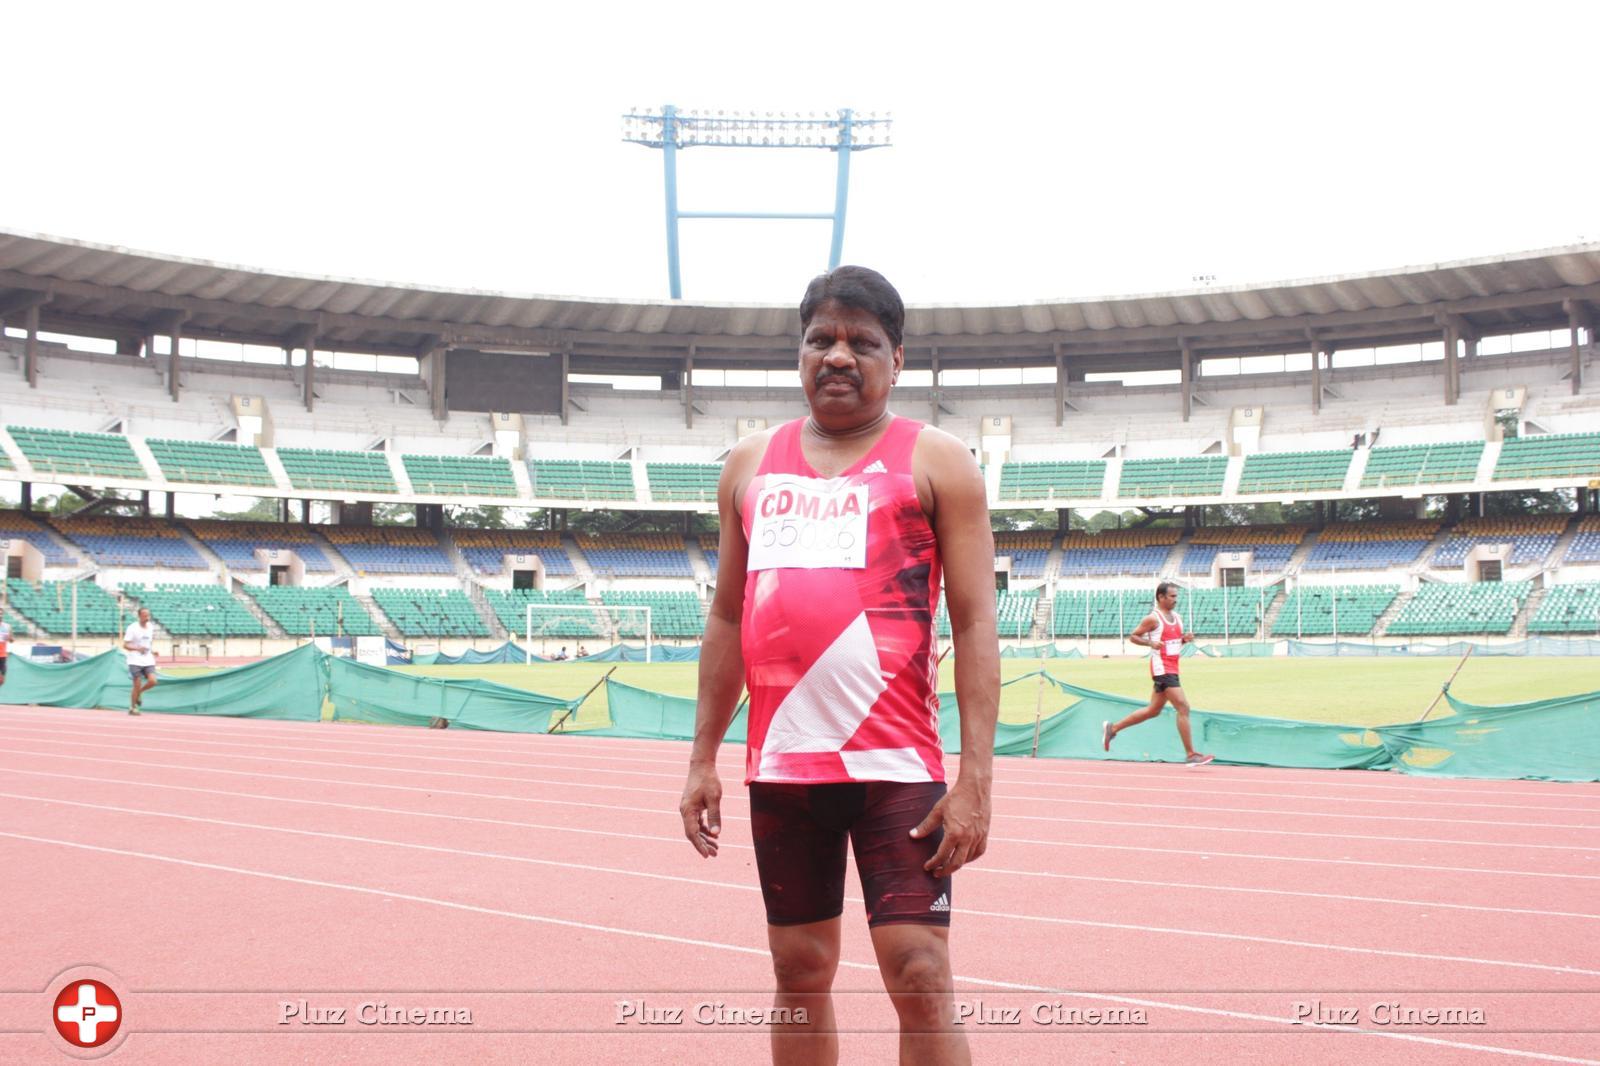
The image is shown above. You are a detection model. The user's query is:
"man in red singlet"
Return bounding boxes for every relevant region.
[680,265,999,1065]
[1102,581,1214,766]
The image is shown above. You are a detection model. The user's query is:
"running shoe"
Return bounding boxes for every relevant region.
[1101,721,1114,751]
[1184,752,1214,767]
[128,708,141,716]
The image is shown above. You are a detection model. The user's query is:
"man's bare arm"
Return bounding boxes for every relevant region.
[910,428,997,877]
[679,435,762,858]
[1128,615,1159,649]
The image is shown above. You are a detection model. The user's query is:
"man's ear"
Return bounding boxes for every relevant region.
[892,345,905,383]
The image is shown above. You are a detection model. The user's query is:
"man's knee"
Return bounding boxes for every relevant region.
[771,937,838,993]
[881,940,951,995]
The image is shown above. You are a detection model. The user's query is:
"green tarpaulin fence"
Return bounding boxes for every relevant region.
[998,644,1085,659]
[2,642,326,720]
[581,678,746,742]
[326,655,578,731]
[1372,688,1600,782]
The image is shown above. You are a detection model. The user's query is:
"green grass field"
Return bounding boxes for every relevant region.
[389,655,1597,729]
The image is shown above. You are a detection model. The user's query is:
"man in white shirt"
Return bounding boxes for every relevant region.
[0,616,12,689]
[123,607,158,716]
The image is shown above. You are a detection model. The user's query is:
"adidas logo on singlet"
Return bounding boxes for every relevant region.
[863,459,888,474]
[929,893,950,912]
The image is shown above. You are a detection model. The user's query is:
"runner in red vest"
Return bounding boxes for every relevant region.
[1102,581,1214,766]
[680,265,999,1065]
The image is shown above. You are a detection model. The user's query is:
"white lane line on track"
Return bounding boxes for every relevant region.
[7,707,1598,807]
[8,766,1598,922]
[3,721,1594,825]
[2,741,1594,853]
[4,750,1597,881]
[1,829,1595,1065]
[9,791,1600,979]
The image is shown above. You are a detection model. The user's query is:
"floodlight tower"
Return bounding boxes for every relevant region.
[622,105,893,299]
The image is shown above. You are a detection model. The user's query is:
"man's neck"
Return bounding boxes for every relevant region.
[804,410,892,443]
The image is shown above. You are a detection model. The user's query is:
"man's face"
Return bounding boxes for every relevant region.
[138,610,151,625]
[798,299,903,426]
[1159,589,1178,611]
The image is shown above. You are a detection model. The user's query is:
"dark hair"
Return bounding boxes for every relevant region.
[1155,581,1177,601]
[799,265,905,350]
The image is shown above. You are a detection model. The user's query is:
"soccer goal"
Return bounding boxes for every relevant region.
[524,603,652,663]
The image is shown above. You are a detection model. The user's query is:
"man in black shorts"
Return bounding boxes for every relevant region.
[680,266,998,1064]
[1103,582,1213,766]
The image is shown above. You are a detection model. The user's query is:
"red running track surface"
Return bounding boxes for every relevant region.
[1,703,1597,1064]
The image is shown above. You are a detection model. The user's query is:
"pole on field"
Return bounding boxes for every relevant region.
[1332,590,1339,652]
[1297,585,1302,640]
[1417,644,1474,722]
[71,580,78,657]
[1030,669,1047,757]
[1084,594,1091,658]
[549,665,618,733]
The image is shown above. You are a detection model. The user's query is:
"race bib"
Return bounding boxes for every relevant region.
[1164,639,1183,657]
[747,475,868,571]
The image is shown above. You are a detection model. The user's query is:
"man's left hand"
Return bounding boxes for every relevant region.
[910,776,990,876]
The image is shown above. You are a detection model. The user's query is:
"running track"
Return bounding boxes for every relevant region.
[1,703,1596,1064]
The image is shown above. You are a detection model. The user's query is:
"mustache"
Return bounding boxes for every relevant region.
[815,369,862,388]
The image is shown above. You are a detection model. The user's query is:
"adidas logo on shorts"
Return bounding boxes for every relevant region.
[863,459,888,474]
[929,893,950,913]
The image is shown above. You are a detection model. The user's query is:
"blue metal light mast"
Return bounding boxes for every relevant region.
[622,105,893,299]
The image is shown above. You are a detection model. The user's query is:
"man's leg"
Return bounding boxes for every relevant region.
[1108,689,1168,742]
[1167,686,1208,760]
[869,924,968,1066]
[767,919,841,1066]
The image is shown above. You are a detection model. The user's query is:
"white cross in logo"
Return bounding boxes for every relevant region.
[57,982,118,1044]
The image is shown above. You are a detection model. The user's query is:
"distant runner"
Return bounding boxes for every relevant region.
[123,607,157,716]
[0,615,11,689]
[1102,582,1213,766]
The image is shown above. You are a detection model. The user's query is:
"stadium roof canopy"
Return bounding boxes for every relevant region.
[1,230,1597,375]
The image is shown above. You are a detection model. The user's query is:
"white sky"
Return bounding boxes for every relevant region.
[4,1,1597,305]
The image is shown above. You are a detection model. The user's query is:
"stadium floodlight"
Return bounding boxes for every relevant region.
[524,602,652,664]
[622,104,893,298]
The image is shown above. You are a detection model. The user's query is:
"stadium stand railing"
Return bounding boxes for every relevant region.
[577,533,693,578]
[997,461,1107,501]
[1237,450,1352,494]
[371,587,491,637]
[1361,440,1484,489]
[6,426,147,480]
[1303,521,1440,571]
[0,511,77,565]
[1271,585,1399,637]
[4,578,123,634]
[1117,456,1228,498]
[646,463,720,502]
[275,448,399,494]
[1385,581,1532,636]
[120,582,267,637]
[1431,516,1567,568]
[185,521,336,572]
[1492,432,1600,481]
[453,529,574,576]
[53,517,207,569]
[242,584,381,636]
[528,459,635,501]
[401,454,518,497]
[146,438,275,488]
[319,526,452,574]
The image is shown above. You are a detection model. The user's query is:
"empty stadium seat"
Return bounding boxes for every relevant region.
[186,521,336,572]
[1566,516,1600,564]
[1271,585,1399,636]
[529,460,635,500]
[602,590,706,638]
[4,579,123,634]
[454,529,574,576]
[1058,529,1179,577]
[0,511,77,565]
[1361,440,1484,488]
[320,527,452,574]
[998,461,1106,501]
[7,425,147,479]
[939,588,1040,639]
[1117,456,1227,498]
[53,517,207,569]
[121,582,266,637]
[242,585,381,636]
[577,533,693,578]
[1304,521,1439,571]
[147,438,275,487]
[486,588,601,638]
[994,531,1054,579]
[371,587,490,637]
[1431,516,1567,568]
[1238,450,1351,494]
[647,463,720,502]
[402,454,518,496]
[1182,526,1305,573]
[1492,433,1600,481]
[276,448,399,493]
[1386,581,1531,636]
[1528,584,1600,634]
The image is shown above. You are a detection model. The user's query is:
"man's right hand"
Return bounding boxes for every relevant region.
[679,762,723,858]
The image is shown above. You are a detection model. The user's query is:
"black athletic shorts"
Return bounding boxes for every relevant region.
[1153,673,1181,692]
[0,656,7,676]
[749,781,951,928]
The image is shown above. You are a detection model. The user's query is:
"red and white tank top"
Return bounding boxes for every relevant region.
[739,416,943,785]
[1148,609,1184,677]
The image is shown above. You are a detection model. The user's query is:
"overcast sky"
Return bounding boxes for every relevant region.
[5,1,1596,306]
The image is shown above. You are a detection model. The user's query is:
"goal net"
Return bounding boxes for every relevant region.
[524,603,652,663]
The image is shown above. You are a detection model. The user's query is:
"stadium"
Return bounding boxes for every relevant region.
[2,226,1598,1062]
